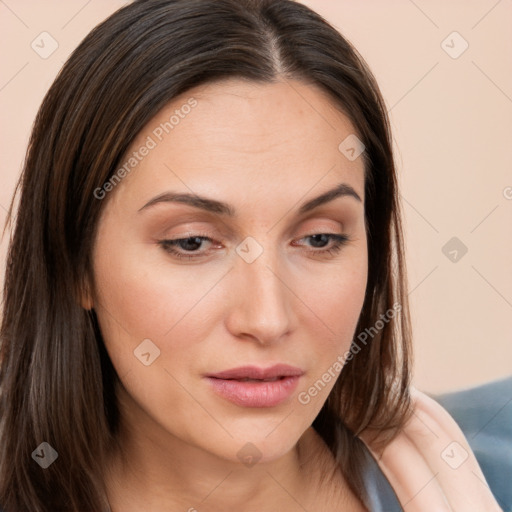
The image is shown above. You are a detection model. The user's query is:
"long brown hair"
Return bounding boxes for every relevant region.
[0,0,412,510]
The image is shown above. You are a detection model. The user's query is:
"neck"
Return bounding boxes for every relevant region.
[103,389,335,511]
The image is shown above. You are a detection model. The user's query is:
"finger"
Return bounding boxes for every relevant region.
[405,389,502,512]
[363,427,453,512]
[410,388,486,481]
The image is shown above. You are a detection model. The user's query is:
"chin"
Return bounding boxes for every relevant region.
[207,414,313,466]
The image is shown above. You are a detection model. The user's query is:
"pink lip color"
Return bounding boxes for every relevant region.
[205,364,304,408]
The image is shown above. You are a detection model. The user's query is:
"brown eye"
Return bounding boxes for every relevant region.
[159,235,215,260]
[293,233,350,257]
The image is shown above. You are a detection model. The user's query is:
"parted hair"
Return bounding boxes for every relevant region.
[0,0,412,510]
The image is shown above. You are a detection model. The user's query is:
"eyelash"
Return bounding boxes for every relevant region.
[158,232,350,260]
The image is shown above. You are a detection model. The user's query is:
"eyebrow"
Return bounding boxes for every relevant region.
[138,182,362,216]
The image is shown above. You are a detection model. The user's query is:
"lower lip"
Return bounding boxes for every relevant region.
[206,376,301,408]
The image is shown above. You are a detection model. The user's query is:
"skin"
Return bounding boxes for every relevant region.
[87,79,503,511]
[89,79,368,511]
[362,388,503,512]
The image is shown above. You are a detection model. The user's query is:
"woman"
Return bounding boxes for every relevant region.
[0,0,503,510]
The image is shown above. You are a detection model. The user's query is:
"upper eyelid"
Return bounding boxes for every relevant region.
[160,217,348,240]
[147,202,357,238]
[164,229,347,241]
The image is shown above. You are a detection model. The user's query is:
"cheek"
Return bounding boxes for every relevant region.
[91,229,229,380]
[307,251,368,348]
[295,249,368,402]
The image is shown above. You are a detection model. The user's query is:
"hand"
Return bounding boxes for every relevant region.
[359,387,503,511]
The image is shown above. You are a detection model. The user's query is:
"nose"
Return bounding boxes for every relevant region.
[224,243,295,346]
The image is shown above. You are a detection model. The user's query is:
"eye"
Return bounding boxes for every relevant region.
[293,233,350,257]
[158,232,350,261]
[159,234,216,260]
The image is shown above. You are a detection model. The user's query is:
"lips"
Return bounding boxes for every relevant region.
[205,364,304,408]
[207,364,304,381]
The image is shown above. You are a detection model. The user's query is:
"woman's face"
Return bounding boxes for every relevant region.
[90,79,368,465]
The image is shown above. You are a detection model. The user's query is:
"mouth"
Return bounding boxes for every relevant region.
[207,364,304,381]
[223,376,284,382]
[205,364,304,408]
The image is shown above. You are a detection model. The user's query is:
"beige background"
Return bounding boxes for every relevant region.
[0,0,511,393]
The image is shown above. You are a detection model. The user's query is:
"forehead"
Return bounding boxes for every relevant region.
[110,79,365,211]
